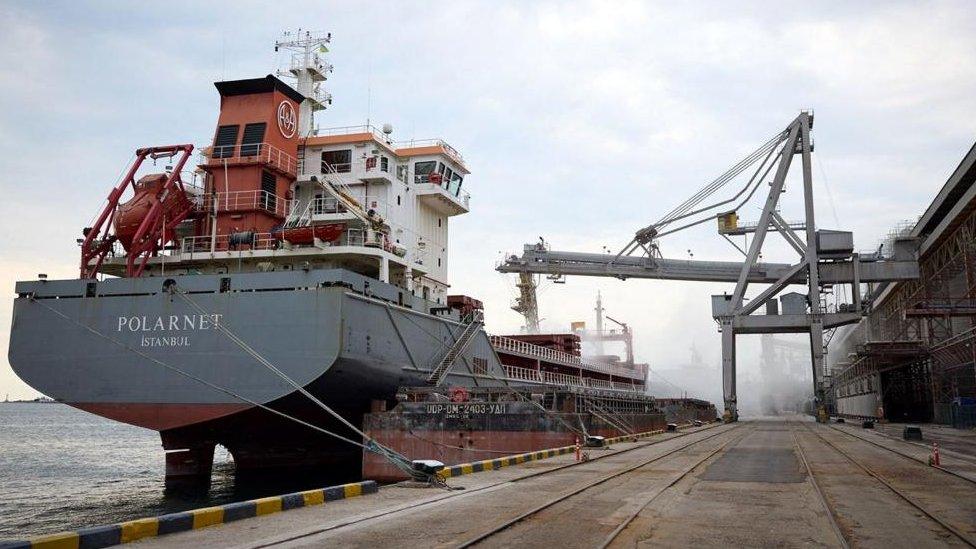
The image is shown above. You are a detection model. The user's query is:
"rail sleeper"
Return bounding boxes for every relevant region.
[0,481,378,549]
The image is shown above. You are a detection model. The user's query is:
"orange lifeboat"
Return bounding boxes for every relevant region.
[272,223,345,245]
[113,173,194,251]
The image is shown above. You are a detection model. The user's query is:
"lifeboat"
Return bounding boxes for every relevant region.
[272,223,345,245]
[113,173,193,251]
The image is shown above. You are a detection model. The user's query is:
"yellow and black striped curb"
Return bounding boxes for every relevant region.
[438,427,669,479]
[0,481,377,549]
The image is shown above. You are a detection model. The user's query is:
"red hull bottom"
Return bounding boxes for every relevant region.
[70,402,251,431]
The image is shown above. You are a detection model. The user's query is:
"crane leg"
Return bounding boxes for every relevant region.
[721,320,738,422]
[810,319,828,423]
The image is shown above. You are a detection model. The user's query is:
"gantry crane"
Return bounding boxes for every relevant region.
[603,315,635,365]
[498,112,920,421]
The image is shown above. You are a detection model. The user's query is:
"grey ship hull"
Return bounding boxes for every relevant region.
[9,269,506,478]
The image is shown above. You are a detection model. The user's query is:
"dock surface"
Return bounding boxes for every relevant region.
[129,417,976,548]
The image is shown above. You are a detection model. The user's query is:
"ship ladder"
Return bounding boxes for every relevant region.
[426,311,484,386]
[585,398,636,437]
[282,198,314,230]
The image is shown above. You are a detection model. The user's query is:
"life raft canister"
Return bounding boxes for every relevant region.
[449,386,470,403]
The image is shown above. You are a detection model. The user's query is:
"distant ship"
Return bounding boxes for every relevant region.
[8,32,648,485]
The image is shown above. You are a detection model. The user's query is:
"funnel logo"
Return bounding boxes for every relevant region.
[277,100,297,138]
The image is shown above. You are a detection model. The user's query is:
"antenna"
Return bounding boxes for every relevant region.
[365,58,372,128]
[275,30,334,137]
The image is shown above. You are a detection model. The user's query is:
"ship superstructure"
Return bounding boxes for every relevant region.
[91,32,468,308]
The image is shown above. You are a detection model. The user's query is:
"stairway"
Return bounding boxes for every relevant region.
[584,398,635,436]
[426,312,483,386]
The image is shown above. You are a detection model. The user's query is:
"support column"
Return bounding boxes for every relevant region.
[404,266,414,292]
[164,444,215,490]
[809,318,827,422]
[379,256,389,283]
[721,319,738,421]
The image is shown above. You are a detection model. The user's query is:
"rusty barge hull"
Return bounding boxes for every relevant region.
[362,387,671,482]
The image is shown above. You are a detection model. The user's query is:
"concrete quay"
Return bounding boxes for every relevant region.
[9,417,976,549]
[129,416,976,548]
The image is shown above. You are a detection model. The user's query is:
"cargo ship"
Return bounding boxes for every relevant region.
[8,32,664,485]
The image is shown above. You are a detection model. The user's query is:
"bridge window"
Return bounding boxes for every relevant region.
[414,161,436,183]
[322,149,352,173]
[450,172,463,196]
[380,156,389,172]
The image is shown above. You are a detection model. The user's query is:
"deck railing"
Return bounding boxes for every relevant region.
[314,124,391,143]
[180,232,278,254]
[200,142,298,176]
[199,190,290,218]
[501,365,642,393]
[395,138,465,164]
[491,335,644,380]
[413,174,471,206]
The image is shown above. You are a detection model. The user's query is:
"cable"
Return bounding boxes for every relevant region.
[656,129,789,226]
[815,153,841,228]
[86,152,137,229]
[174,289,427,480]
[619,124,792,259]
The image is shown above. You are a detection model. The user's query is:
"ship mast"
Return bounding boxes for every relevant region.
[275,29,333,137]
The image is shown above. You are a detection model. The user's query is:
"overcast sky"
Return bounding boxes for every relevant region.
[1,1,974,407]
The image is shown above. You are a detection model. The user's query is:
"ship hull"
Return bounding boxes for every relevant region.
[364,413,667,482]
[9,269,508,481]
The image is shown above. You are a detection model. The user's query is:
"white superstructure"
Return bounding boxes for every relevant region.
[293,125,470,303]
[98,31,471,306]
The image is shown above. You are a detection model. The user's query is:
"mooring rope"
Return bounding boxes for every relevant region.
[29,296,365,449]
[173,288,430,481]
[30,293,434,484]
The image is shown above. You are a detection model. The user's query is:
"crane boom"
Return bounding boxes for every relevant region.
[498,246,918,284]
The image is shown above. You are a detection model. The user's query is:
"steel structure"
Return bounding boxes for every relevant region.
[80,145,195,279]
[498,113,920,421]
[831,142,976,425]
[575,293,641,367]
[511,271,541,333]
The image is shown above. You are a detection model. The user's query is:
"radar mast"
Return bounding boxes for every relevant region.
[275,29,333,137]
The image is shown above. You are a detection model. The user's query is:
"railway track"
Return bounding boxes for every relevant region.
[788,424,850,549]
[797,421,976,548]
[253,422,731,549]
[827,423,976,486]
[456,423,748,548]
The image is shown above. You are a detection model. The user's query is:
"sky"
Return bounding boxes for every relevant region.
[1,1,974,409]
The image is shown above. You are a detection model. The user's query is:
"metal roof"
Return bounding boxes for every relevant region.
[213,74,305,104]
